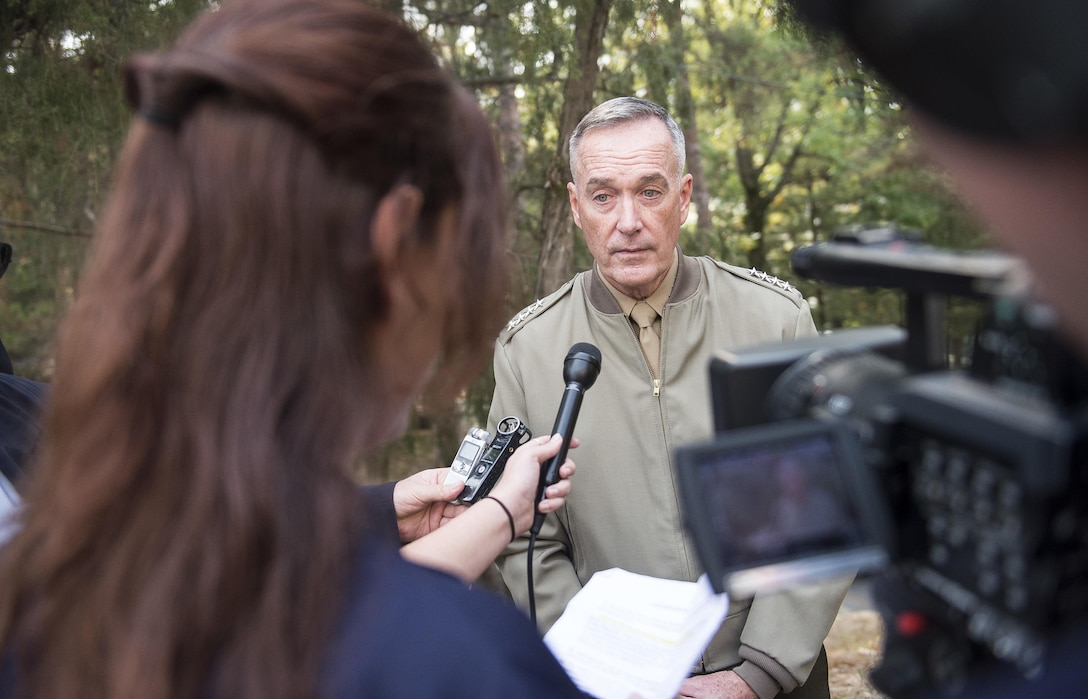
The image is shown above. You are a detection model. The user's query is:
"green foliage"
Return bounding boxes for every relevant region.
[1,0,210,379]
[1,0,994,464]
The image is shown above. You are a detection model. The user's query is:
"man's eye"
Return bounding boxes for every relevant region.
[642,189,662,199]
[593,193,611,204]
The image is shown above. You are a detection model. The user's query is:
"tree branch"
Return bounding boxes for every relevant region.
[0,218,91,238]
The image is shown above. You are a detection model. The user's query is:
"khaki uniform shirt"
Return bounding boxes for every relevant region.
[488,253,852,699]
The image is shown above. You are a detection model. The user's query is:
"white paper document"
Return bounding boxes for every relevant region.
[543,568,729,699]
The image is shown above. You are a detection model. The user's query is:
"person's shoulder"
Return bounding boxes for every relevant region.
[328,540,584,697]
[699,256,807,308]
[0,374,48,405]
[496,275,580,347]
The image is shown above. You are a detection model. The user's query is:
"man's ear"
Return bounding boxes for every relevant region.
[567,182,583,229]
[371,184,424,268]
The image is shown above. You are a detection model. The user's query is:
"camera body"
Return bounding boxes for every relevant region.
[444,416,531,505]
[681,228,1088,697]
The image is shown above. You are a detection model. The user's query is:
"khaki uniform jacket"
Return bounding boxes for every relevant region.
[488,254,852,699]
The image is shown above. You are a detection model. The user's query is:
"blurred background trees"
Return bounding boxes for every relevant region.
[1,0,990,479]
[1,0,209,375]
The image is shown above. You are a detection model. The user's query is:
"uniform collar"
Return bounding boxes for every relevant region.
[585,248,699,314]
[596,248,679,318]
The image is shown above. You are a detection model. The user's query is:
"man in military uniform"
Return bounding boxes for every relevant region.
[487,97,852,699]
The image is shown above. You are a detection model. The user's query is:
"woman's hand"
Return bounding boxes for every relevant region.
[487,433,577,536]
[392,468,465,544]
[399,433,578,582]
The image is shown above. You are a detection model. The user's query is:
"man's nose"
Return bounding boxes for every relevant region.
[616,195,642,234]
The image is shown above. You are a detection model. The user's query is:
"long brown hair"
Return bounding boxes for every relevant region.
[0,0,508,697]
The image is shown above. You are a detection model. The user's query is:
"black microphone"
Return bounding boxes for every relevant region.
[531,342,601,535]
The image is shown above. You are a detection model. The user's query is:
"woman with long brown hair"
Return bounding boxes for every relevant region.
[0,0,585,696]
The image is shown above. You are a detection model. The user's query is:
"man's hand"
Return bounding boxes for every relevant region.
[392,468,465,544]
[677,670,759,699]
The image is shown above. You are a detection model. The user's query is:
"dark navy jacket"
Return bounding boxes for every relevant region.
[323,534,587,698]
[0,373,47,488]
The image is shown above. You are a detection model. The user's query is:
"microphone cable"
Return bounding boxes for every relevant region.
[528,528,540,627]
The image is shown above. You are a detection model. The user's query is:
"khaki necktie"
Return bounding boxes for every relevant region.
[630,301,660,376]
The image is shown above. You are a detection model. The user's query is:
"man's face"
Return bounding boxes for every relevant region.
[567,118,692,300]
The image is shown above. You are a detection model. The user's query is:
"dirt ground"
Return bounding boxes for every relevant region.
[826,606,888,699]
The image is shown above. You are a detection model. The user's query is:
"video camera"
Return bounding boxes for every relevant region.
[677,227,1088,697]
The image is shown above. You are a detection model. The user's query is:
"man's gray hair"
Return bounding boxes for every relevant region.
[568,97,686,183]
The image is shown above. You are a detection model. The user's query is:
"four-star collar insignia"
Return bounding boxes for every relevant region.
[749,267,798,294]
[506,298,546,330]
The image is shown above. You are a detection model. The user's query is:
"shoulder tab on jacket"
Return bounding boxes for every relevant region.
[708,258,806,306]
[497,277,576,345]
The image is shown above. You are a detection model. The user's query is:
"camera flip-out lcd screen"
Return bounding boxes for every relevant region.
[677,419,893,598]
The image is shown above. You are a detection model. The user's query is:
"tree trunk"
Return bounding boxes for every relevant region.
[735,102,815,271]
[664,0,712,245]
[735,144,768,269]
[495,41,529,299]
[497,80,526,186]
[743,197,770,270]
[535,0,612,298]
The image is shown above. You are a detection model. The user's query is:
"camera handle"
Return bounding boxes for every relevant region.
[791,228,1024,372]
